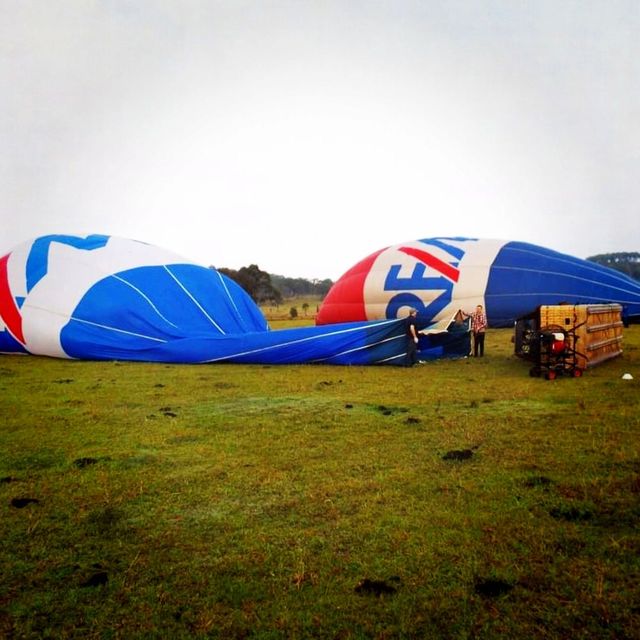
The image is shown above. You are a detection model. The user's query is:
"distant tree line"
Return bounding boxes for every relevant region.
[269,274,333,298]
[215,265,334,304]
[587,252,640,280]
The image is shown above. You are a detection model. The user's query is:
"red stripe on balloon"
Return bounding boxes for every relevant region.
[316,248,386,325]
[0,253,25,344]
[399,247,460,282]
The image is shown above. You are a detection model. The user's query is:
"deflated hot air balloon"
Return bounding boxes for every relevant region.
[316,238,640,328]
[0,234,469,365]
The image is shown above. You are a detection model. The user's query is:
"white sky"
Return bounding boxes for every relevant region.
[1,0,638,280]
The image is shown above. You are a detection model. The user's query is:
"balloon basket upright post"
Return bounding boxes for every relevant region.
[514,304,625,380]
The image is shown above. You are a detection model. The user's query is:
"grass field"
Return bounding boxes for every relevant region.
[1,325,639,639]
[261,298,324,327]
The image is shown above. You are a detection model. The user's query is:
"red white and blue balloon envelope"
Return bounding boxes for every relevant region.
[316,238,640,327]
[0,234,469,364]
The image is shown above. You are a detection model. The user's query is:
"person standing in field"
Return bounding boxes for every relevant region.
[405,308,420,366]
[467,304,488,357]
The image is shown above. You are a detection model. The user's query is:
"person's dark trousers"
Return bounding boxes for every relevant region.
[473,332,485,357]
[406,340,418,366]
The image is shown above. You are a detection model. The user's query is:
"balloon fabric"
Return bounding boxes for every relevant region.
[316,238,640,328]
[0,234,468,365]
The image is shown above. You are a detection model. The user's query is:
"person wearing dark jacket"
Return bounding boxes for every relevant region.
[404,308,420,366]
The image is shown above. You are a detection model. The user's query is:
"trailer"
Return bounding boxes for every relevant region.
[514,304,624,379]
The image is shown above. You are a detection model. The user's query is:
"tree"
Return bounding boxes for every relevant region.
[269,274,334,298]
[217,265,283,304]
[215,266,335,302]
[587,252,640,280]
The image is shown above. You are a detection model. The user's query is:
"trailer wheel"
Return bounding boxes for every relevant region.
[573,368,583,378]
[545,370,557,381]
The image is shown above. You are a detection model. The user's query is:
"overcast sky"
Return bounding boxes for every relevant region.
[1,1,638,280]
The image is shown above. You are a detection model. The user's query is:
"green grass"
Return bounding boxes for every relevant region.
[261,297,322,327]
[1,328,639,639]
